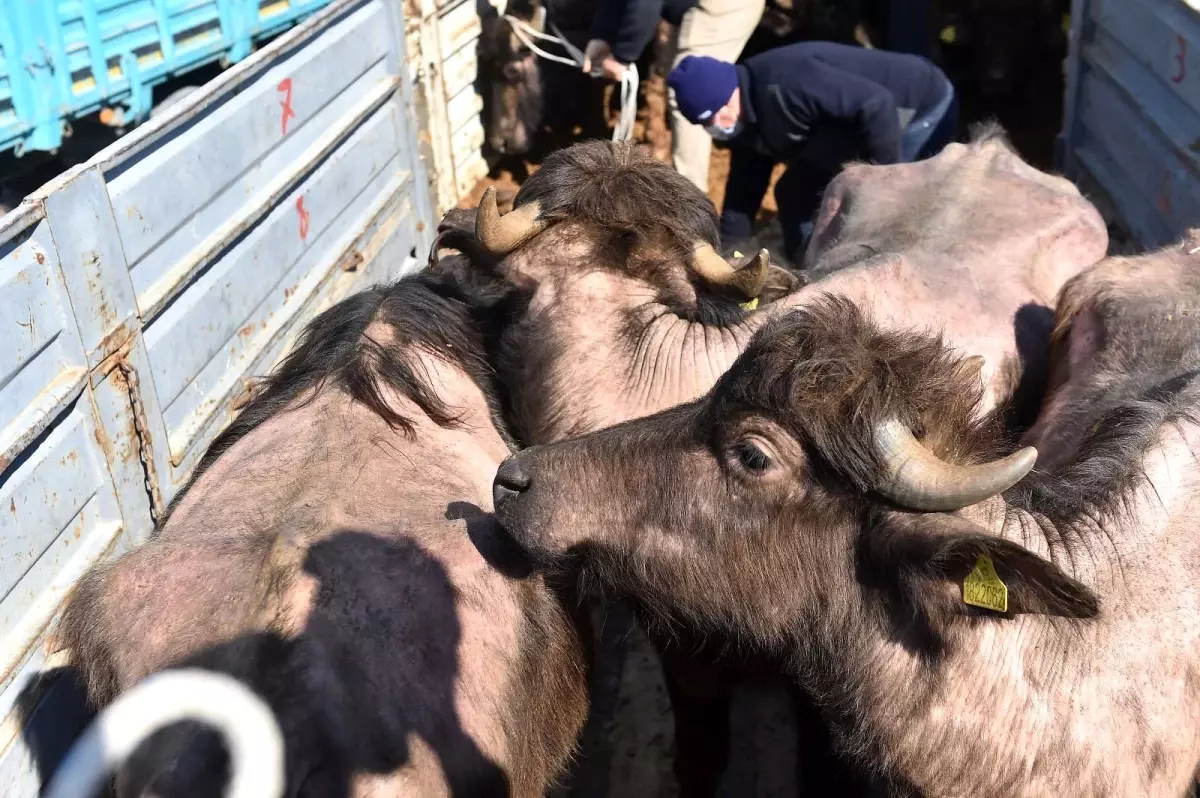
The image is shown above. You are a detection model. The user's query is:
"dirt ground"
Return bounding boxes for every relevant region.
[547,602,801,798]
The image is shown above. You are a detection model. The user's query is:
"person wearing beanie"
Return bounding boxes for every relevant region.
[668,41,957,263]
[582,0,764,192]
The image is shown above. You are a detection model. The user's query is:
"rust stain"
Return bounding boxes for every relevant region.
[92,420,111,453]
[115,361,165,522]
[95,320,138,372]
[34,250,44,265]
[338,249,364,272]
[415,221,426,233]
[8,498,14,514]
[238,322,256,339]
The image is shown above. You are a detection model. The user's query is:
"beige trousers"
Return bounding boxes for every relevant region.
[670,0,766,192]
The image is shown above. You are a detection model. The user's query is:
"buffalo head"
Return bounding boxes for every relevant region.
[937,0,1067,97]
[472,141,768,301]
[479,0,546,155]
[493,298,1094,648]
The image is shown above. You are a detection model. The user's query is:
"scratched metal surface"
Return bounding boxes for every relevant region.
[0,0,433,793]
[0,198,147,798]
[1061,0,1200,249]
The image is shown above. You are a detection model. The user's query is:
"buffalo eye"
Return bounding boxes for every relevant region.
[733,440,772,474]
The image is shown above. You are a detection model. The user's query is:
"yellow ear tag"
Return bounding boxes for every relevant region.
[963,554,1008,613]
[939,25,957,45]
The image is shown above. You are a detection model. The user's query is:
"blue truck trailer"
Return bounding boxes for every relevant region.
[1,0,335,158]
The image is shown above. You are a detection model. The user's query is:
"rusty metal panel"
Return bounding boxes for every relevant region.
[438,0,481,64]
[448,80,485,135]
[72,0,432,505]
[1061,0,1200,247]
[0,208,147,797]
[0,1,433,792]
[442,39,478,100]
[407,0,485,215]
[36,168,140,371]
[143,107,412,476]
[107,2,394,320]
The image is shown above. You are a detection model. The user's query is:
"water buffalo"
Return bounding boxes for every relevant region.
[934,0,1068,98]
[447,133,1104,793]
[478,0,619,157]
[494,237,1200,794]
[56,272,588,797]
[479,0,547,156]
[470,134,1105,444]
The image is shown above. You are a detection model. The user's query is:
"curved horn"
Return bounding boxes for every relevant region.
[690,243,769,300]
[872,418,1036,511]
[476,187,547,255]
[954,355,986,384]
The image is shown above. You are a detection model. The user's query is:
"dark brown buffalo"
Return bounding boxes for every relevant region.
[56,272,588,797]
[935,0,1069,98]
[479,0,547,156]
[494,237,1200,794]
[477,0,628,158]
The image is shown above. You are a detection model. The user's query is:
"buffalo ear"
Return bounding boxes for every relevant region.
[860,512,1098,656]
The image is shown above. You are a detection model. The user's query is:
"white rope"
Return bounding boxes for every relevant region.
[501,15,637,142]
[612,63,638,143]
[504,15,582,68]
[44,669,286,798]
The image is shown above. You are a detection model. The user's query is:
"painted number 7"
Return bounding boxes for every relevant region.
[1173,35,1187,84]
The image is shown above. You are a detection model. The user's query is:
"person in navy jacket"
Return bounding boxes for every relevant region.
[668,41,958,263]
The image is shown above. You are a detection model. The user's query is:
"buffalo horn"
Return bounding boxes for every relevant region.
[476,187,547,254]
[690,242,769,300]
[871,418,1036,511]
[954,355,986,384]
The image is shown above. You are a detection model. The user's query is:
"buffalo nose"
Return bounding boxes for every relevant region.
[494,457,531,507]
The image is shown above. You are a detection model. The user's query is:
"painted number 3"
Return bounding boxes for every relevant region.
[1174,35,1187,84]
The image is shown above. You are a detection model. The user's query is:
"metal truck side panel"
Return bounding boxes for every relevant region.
[1062,0,1200,247]
[0,1,434,792]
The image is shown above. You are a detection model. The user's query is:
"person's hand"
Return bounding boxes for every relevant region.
[582,39,611,73]
[599,56,627,81]
[582,39,626,80]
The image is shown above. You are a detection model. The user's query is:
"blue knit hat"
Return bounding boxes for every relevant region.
[668,56,738,125]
